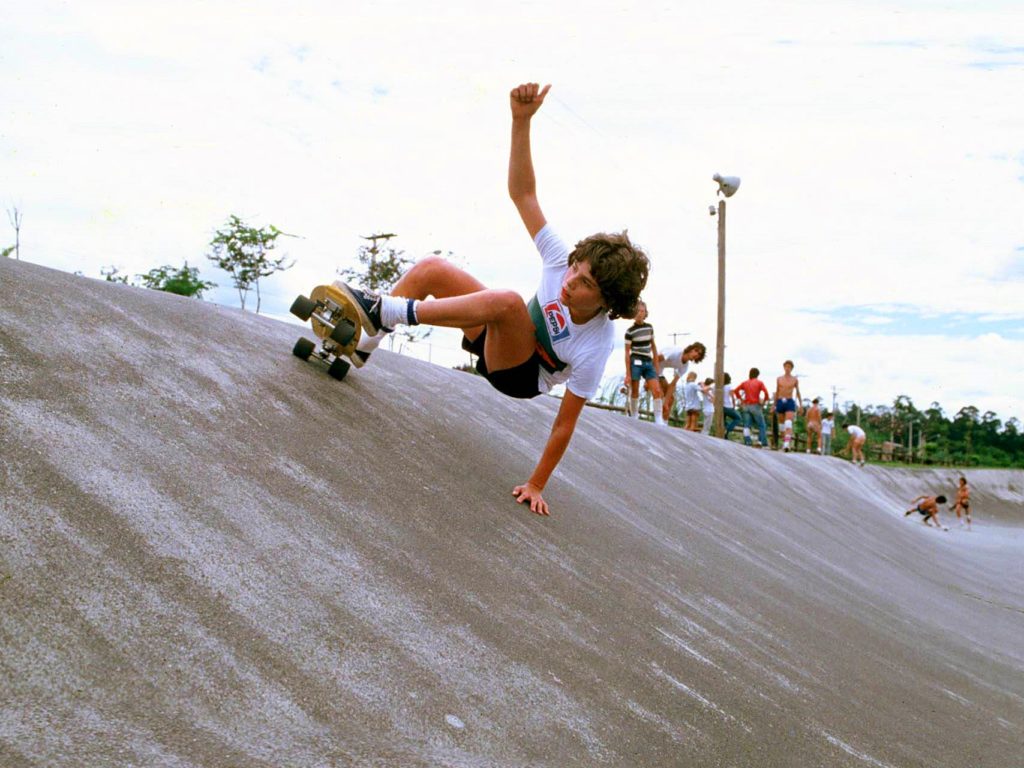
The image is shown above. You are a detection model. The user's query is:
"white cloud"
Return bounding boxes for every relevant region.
[3,0,1023,421]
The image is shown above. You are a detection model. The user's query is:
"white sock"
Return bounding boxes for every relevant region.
[653,399,664,424]
[356,329,387,354]
[380,296,418,329]
[630,398,640,419]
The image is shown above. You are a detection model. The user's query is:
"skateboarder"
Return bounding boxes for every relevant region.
[774,360,803,452]
[904,495,949,530]
[335,82,650,516]
[951,476,972,529]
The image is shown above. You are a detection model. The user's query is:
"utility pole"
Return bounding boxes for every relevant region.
[709,172,740,438]
[713,198,726,436]
[360,232,397,256]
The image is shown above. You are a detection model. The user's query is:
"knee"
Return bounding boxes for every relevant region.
[408,254,449,282]
[489,289,527,320]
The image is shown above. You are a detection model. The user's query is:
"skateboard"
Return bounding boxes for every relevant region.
[289,283,362,381]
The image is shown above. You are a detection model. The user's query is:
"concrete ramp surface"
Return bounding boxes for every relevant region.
[1,258,1022,767]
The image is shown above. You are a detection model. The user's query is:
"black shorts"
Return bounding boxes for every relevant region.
[462,331,542,400]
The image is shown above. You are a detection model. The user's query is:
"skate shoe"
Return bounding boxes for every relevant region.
[334,282,391,336]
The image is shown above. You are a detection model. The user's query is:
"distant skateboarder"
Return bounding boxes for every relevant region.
[951,476,972,529]
[335,82,650,516]
[905,495,949,530]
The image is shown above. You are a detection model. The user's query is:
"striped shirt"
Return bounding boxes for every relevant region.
[625,322,655,359]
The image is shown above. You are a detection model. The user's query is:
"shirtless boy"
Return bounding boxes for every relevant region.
[951,476,972,529]
[905,495,949,531]
[624,300,664,425]
[774,360,803,452]
[805,398,822,454]
[335,82,649,516]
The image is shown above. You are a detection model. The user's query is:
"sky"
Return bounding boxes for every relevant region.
[3,0,1023,425]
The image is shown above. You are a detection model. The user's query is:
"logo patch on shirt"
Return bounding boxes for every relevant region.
[543,301,571,342]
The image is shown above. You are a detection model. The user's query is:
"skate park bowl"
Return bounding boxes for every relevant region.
[2,257,1022,767]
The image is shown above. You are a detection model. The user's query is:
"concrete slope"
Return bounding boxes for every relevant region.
[1,258,1022,768]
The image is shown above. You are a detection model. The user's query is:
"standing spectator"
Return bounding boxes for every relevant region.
[700,378,715,434]
[721,373,743,438]
[805,398,822,454]
[774,360,803,452]
[820,410,835,455]
[682,371,702,431]
[735,367,770,447]
[623,300,664,425]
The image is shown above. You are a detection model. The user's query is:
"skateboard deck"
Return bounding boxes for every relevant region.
[289,282,363,380]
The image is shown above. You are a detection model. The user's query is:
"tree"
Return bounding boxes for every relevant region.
[137,262,216,298]
[2,246,14,259]
[337,232,413,292]
[6,206,22,260]
[338,233,433,345]
[207,215,295,313]
[100,265,131,284]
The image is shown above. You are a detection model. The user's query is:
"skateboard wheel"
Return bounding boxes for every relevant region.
[330,318,357,346]
[328,357,350,381]
[292,337,316,360]
[290,295,316,321]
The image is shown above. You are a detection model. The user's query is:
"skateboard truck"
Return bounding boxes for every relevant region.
[289,288,361,380]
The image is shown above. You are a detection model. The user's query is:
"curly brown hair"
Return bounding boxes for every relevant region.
[684,341,707,363]
[568,231,650,320]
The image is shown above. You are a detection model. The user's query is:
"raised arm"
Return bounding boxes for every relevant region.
[508,82,551,238]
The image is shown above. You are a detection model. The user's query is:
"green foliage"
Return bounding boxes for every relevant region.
[337,233,414,293]
[339,233,432,344]
[137,262,216,298]
[1,245,14,259]
[100,265,131,284]
[828,395,1023,468]
[207,214,295,313]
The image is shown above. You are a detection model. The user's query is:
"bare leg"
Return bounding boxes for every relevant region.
[392,256,536,372]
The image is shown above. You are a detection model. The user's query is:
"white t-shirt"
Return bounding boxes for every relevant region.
[847,425,866,439]
[660,346,689,376]
[821,417,834,435]
[702,386,715,413]
[533,225,615,399]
